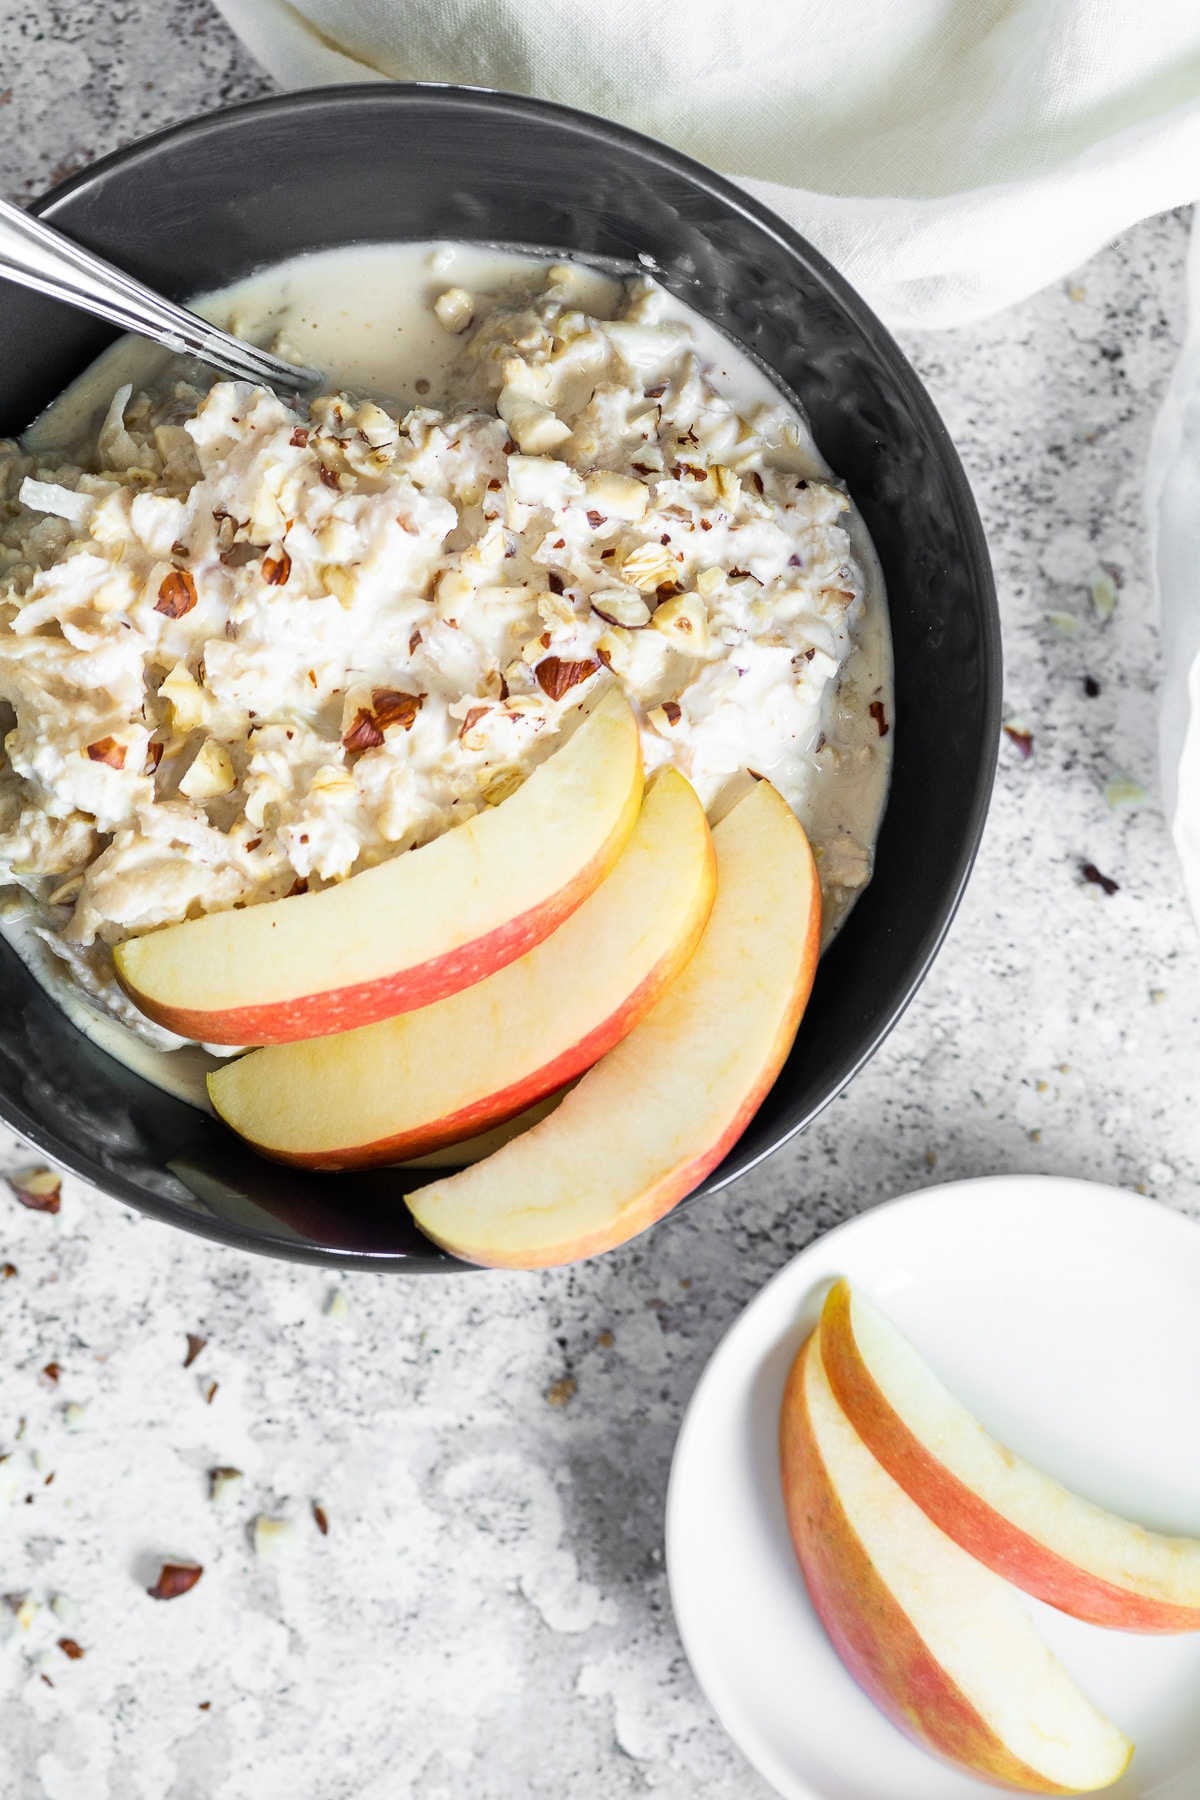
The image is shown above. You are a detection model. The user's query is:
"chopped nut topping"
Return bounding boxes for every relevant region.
[86,737,126,770]
[620,542,677,593]
[591,590,651,630]
[57,1638,85,1660]
[179,739,235,802]
[312,1501,330,1536]
[320,563,358,608]
[535,657,602,701]
[159,660,206,731]
[650,592,710,656]
[155,568,198,619]
[261,547,291,586]
[372,690,424,732]
[481,767,524,806]
[342,708,385,753]
[585,471,648,522]
[183,1333,207,1369]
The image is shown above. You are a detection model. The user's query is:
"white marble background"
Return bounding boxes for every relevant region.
[1,6,1198,1796]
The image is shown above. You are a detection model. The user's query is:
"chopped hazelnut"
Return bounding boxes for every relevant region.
[147,1561,203,1601]
[154,568,198,619]
[9,1168,61,1213]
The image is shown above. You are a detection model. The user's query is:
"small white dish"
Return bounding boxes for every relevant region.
[666,1174,1200,1800]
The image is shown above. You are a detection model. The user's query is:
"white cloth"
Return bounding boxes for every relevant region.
[209,0,1200,328]
[213,0,1200,913]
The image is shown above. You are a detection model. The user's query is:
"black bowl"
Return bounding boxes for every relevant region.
[0,85,999,1269]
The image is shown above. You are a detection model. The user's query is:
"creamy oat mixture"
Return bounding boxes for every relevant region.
[0,246,891,1100]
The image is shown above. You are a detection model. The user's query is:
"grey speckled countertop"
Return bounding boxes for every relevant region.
[1,7,1198,1797]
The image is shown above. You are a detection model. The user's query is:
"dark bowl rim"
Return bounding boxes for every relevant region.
[4,80,1001,1269]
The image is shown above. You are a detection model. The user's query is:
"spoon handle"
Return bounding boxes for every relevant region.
[0,194,322,394]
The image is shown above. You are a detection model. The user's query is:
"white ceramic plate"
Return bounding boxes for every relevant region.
[666,1175,1200,1800]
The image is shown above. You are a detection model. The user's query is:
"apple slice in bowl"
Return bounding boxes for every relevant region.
[820,1277,1200,1631]
[407,777,820,1268]
[208,768,716,1168]
[780,1327,1133,1794]
[114,684,643,1045]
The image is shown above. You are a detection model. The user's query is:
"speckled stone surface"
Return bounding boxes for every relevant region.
[1,7,1199,1797]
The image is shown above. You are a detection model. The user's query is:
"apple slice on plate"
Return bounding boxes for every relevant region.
[407,776,820,1268]
[820,1276,1200,1631]
[208,769,716,1168]
[780,1328,1133,1794]
[115,684,643,1045]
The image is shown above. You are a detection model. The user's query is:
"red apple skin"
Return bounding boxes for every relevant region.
[780,1334,1079,1795]
[114,686,644,1045]
[409,786,821,1269]
[424,947,819,1268]
[239,918,708,1173]
[119,814,635,1047]
[819,1280,1200,1633]
[476,973,822,1268]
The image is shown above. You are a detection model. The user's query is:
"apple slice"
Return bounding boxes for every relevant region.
[207,770,716,1168]
[407,777,820,1268]
[781,1329,1133,1794]
[115,684,643,1045]
[395,1082,576,1169]
[820,1277,1200,1632]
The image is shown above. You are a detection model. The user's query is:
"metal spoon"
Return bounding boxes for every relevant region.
[0,194,323,395]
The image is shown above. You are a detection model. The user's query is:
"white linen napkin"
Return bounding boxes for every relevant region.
[210,0,1200,329]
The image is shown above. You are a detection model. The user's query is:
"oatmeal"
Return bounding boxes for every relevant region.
[0,246,891,1100]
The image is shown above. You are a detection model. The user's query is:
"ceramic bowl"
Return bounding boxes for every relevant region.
[0,86,1000,1268]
